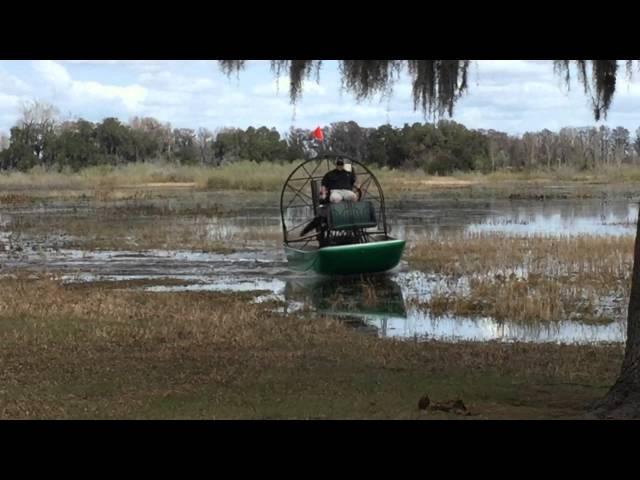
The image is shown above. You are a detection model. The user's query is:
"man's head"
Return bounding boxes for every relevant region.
[336,158,344,170]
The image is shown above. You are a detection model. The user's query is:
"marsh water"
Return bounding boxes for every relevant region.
[0,190,636,345]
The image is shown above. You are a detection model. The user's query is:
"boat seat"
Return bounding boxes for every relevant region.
[327,201,377,231]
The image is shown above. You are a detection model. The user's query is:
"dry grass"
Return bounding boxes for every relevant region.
[420,277,612,324]
[455,165,640,183]
[0,193,38,205]
[0,274,624,419]
[3,162,640,199]
[204,161,296,191]
[0,163,210,190]
[0,162,295,193]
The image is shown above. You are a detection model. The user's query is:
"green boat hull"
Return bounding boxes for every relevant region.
[284,238,406,275]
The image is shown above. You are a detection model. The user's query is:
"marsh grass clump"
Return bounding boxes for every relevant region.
[408,232,632,324]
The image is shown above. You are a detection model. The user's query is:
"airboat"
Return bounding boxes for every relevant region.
[280,154,405,275]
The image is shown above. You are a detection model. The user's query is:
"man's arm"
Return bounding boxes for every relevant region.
[321,171,330,188]
[320,172,330,199]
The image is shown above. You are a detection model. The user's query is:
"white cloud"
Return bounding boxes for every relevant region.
[71,81,147,111]
[63,60,122,65]
[62,60,184,73]
[32,60,72,88]
[138,71,216,93]
[0,93,21,110]
[476,60,550,76]
[300,103,385,117]
[215,91,248,106]
[253,77,326,96]
[0,71,31,96]
[32,60,147,112]
[460,82,573,111]
[144,90,192,107]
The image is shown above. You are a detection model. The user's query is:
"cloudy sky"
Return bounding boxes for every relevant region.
[1,60,640,136]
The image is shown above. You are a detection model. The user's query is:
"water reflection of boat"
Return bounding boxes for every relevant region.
[283,274,407,335]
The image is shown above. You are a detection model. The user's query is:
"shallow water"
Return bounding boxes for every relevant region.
[0,193,636,345]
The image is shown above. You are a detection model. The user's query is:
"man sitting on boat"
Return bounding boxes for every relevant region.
[320,158,359,203]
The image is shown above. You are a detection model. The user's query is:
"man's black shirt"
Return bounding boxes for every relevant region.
[321,169,356,190]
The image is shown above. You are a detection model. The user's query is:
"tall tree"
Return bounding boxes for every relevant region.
[54,119,99,171]
[173,128,198,165]
[96,117,131,163]
[196,128,215,165]
[634,128,640,161]
[0,131,9,151]
[18,100,59,167]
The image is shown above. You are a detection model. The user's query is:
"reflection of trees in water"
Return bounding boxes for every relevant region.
[284,274,407,336]
[521,200,636,225]
[387,199,497,236]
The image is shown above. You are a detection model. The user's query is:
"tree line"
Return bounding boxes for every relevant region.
[1,101,640,174]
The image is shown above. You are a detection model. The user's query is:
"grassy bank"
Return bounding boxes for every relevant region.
[0,275,623,419]
[2,162,640,198]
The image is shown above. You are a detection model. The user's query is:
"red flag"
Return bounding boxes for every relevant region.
[313,126,324,141]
